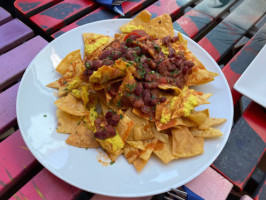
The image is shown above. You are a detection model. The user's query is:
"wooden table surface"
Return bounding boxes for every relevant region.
[0,0,266,199]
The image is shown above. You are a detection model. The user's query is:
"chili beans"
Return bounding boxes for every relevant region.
[84,30,195,117]
[94,111,121,139]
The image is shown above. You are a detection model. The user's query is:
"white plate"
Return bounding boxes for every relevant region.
[234,44,266,108]
[16,19,233,197]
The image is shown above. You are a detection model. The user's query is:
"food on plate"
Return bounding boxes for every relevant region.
[47,11,226,172]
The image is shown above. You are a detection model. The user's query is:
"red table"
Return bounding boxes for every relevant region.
[0,0,266,199]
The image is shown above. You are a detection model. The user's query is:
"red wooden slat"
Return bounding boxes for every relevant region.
[222,23,266,105]
[30,0,98,35]
[10,169,81,200]
[0,36,48,90]
[0,130,38,197]
[51,0,153,38]
[0,19,34,54]
[145,0,195,19]
[198,0,266,62]
[14,0,62,17]
[0,83,19,134]
[254,179,266,200]
[121,0,156,17]
[243,102,266,143]
[0,7,12,25]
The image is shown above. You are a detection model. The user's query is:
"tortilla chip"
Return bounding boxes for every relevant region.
[151,125,169,144]
[125,109,154,141]
[126,140,145,150]
[89,65,126,84]
[190,127,223,137]
[109,149,123,162]
[55,93,89,116]
[123,144,140,163]
[66,121,99,148]
[153,137,176,164]
[158,84,181,95]
[187,68,218,86]
[116,115,134,142]
[156,117,197,131]
[56,109,83,134]
[120,10,174,38]
[83,33,113,60]
[139,138,158,161]
[172,127,204,158]
[47,80,60,89]
[199,117,227,129]
[132,108,155,121]
[56,50,82,75]
[133,158,148,172]
[187,109,209,125]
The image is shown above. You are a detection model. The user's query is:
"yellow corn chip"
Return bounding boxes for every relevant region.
[54,93,89,116]
[199,117,227,129]
[56,109,83,134]
[133,158,148,172]
[172,127,204,158]
[83,33,113,60]
[153,138,176,164]
[139,138,158,161]
[123,144,140,163]
[190,127,223,137]
[56,50,82,75]
[66,121,99,148]
[126,140,145,150]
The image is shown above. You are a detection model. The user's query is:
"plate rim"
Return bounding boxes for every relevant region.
[16,18,234,197]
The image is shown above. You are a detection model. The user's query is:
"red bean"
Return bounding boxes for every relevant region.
[141,105,151,114]
[104,125,116,136]
[171,36,179,43]
[162,36,171,45]
[105,111,113,120]
[133,99,144,108]
[108,114,120,126]
[159,97,167,103]
[134,83,143,96]
[184,60,194,68]
[142,89,151,105]
[92,60,103,69]
[99,49,112,60]
[94,130,107,139]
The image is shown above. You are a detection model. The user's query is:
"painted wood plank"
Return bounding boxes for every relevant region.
[243,102,266,143]
[122,0,156,17]
[51,0,153,38]
[0,7,12,26]
[222,23,266,105]
[14,0,62,17]
[213,103,265,189]
[10,169,82,200]
[0,83,19,134]
[185,167,233,200]
[0,130,38,197]
[0,19,34,54]
[173,0,237,38]
[30,0,98,35]
[254,178,266,200]
[145,0,196,20]
[198,0,266,62]
[0,36,48,91]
